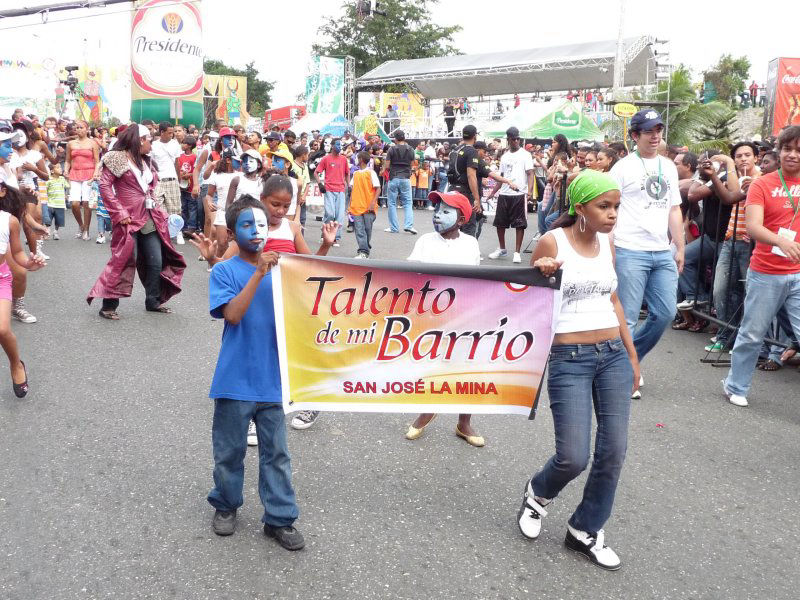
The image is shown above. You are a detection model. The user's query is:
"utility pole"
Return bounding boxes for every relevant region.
[612,0,626,99]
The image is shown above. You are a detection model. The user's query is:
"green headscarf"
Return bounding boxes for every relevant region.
[567,169,620,215]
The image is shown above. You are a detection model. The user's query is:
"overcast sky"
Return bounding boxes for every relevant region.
[0,0,795,117]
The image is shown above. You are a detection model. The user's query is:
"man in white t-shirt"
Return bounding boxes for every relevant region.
[487,127,533,263]
[150,121,183,225]
[610,109,685,387]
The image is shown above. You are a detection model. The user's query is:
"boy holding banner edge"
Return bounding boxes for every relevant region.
[404,190,485,446]
[204,195,304,551]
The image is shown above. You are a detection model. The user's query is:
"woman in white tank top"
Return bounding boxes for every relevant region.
[516,170,639,571]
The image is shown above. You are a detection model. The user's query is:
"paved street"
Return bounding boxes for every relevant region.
[1,207,799,600]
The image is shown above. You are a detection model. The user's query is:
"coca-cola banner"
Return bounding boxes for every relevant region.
[765,57,800,137]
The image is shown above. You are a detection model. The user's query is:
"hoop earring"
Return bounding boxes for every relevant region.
[579,214,586,233]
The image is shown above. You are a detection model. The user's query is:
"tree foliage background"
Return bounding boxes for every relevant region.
[703,54,751,105]
[203,59,275,118]
[312,0,461,80]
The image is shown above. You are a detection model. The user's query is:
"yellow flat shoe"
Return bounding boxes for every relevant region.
[455,426,485,448]
[405,414,436,440]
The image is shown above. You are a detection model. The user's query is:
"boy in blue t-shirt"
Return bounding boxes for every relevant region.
[206,195,303,551]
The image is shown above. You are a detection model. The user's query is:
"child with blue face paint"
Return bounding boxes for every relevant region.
[205,194,305,550]
[405,191,485,447]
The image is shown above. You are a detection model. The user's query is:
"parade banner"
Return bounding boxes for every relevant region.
[272,255,561,418]
[305,56,345,115]
[763,57,800,136]
[203,75,249,126]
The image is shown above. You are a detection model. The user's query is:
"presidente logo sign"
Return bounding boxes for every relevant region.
[131,0,203,97]
[553,104,580,128]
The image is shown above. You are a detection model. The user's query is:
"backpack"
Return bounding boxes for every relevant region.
[447,143,465,184]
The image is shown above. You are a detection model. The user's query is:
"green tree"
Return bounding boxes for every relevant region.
[203,59,274,112]
[703,54,751,106]
[312,0,461,80]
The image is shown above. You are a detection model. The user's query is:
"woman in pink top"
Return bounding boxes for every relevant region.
[65,120,100,240]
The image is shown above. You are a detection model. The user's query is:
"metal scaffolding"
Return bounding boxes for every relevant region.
[344,55,356,124]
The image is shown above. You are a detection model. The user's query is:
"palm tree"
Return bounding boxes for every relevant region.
[601,66,736,152]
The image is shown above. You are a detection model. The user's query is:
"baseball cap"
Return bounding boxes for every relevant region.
[242,148,263,163]
[506,126,521,139]
[0,119,21,143]
[629,109,664,132]
[266,131,282,141]
[462,124,478,139]
[428,190,472,223]
[525,143,534,151]
[392,129,405,141]
[208,130,220,139]
[219,126,236,137]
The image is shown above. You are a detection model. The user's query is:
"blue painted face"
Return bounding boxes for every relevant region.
[221,135,235,149]
[242,156,259,173]
[234,207,269,252]
[0,140,12,161]
[272,156,286,171]
[333,140,342,153]
[231,156,241,170]
[432,202,459,233]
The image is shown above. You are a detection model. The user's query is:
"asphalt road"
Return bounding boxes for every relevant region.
[1,206,799,600]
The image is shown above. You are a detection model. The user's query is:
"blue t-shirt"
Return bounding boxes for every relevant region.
[209,256,282,403]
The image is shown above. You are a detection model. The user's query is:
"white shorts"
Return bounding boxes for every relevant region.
[69,180,95,207]
[213,206,226,227]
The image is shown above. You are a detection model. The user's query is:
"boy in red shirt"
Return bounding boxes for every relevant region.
[723,126,800,407]
[313,139,350,246]
[176,135,198,235]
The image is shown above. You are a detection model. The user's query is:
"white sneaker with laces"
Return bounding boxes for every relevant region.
[176,232,185,245]
[383,227,397,233]
[290,410,320,430]
[96,234,106,244]
[721,379,748,407]
[488,248,508,259]
[517,481,549,540]
[247,421,258,446]
[12,299,37,324]
[75,231,83,239]
[513,252,522,263]
[565,525,621,570]
[53,230,60,240]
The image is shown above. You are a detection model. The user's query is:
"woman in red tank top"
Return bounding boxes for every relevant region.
[65,120,100,240]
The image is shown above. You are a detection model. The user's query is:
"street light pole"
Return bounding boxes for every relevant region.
[612,0,626,98]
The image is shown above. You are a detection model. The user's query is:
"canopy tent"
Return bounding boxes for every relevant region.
[483,102,559,137]
[290,113,351,136]
[486,101,605,141]
[357,37,655,99]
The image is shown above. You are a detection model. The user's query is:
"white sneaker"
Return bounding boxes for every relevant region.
[426,206,435,210]
[517,481,549,540]
[383,227,397,233]
[721,379,748,407]
[631,389,642,399]
[354,253,368,259]
[639,375,644,387]
[513,252,522,263]
[96,234,106,244]
[488,248,508,259]
[247,421,257,446]
[74,231,83,239]
[676,299,694,310]
[12,299,37,324]
[53,230,60,240]
[176,232,185,245]
[565,525,622,570]
[81,231,90,241]
[290,410,320,430]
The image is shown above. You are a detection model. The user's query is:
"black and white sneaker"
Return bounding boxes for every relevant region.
[517,480,549,540]
[565,525,621,570]
[290,410,319,430]
[247,421,257,446]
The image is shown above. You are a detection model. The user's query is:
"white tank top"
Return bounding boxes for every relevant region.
[0,211,11,255]
[235,174,263,201]
[269,218,294,240]
[552,227,619,334]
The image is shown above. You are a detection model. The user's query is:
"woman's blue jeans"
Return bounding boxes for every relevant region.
[208,399,299,527]
[531,339,633,534]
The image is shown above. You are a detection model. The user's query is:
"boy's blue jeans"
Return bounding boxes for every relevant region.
[180,188,198,231]
[531,339,632,535]
[97,215,112,235]
[208,399,299,527]
[352,211,375,255]
[323,191,346,241]
[614,247,679,362]
[724,270,800,398]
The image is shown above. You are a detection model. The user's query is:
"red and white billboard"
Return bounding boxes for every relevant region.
[763,57,800,137]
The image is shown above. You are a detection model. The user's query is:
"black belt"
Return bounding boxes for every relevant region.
[161,177,177,181]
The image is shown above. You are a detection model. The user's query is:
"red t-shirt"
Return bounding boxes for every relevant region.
[177,153,196,187]
[745,170,800,275]
[316,154,349,192]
